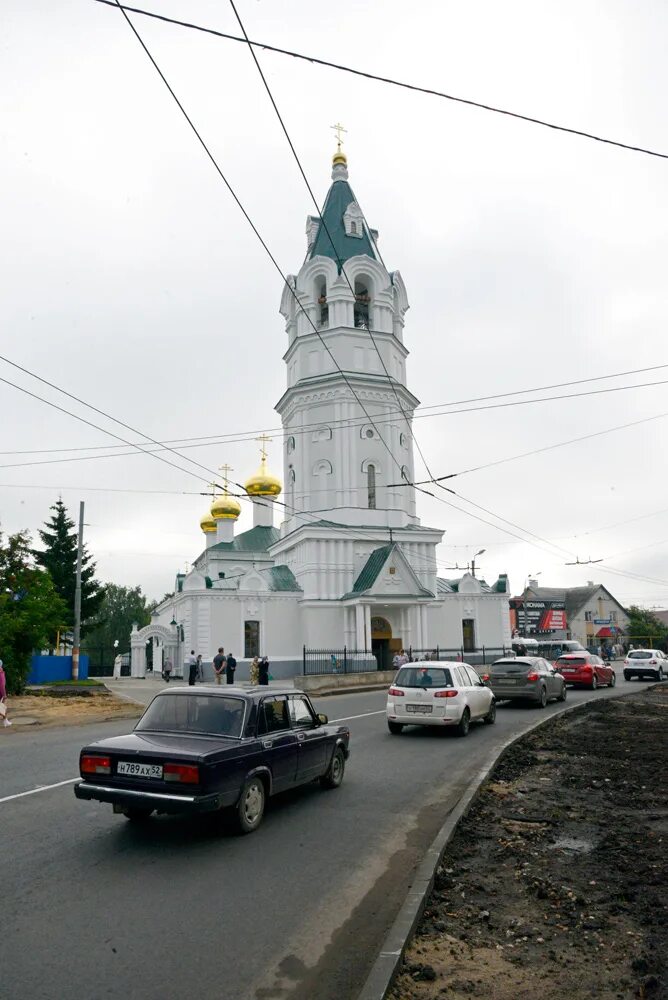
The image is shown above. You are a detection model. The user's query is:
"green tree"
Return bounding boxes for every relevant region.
[33,499,103,633]
[0,530,68,693]
[625,605,668,650]
[83,584,152,666]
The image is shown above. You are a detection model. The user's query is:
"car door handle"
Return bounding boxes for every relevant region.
[263,740,273,749]
[297,733,305,741]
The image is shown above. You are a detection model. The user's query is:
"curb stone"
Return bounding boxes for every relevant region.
[356,688,651,1000]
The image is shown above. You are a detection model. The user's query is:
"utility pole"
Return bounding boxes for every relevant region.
[72,501,84,681]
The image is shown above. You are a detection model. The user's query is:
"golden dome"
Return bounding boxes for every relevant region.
[245,456,282,497]
[200,511,217,534]
[332,150,347,166]
[211,492,241,521]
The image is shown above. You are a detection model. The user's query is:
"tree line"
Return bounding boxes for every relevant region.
[1,499,155,693]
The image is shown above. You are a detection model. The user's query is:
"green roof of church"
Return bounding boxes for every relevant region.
[308,178,376,269]
[351,544,394,593]
[261,565,303,592]
[210,525,280,553]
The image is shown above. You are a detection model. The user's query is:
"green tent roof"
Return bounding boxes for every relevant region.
[209,525,280,554]
[308,178,376,269]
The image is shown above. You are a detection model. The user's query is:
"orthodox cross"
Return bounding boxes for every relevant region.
[331,121,347,152]
[218,463,233,492]
[256,434,272,462]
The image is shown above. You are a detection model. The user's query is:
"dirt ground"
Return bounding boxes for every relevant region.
[389,686,668,1000]
[2,689,141,730]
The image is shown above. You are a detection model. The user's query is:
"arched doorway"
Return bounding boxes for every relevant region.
[371,616,392,671]
[130,622,180,679]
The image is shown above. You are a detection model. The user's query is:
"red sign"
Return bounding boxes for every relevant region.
[541,609,567,630]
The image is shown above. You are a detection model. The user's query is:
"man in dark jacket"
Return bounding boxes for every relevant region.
[225,653,237,685]
[258,656,270,686]
[213,647,226,685]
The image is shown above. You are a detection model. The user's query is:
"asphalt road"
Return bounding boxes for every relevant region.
[0,674,652,1000]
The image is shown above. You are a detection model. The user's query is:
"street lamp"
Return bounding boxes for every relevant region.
[471,549,485,579]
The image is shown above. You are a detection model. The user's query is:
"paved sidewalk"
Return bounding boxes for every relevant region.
[104,676,296,707]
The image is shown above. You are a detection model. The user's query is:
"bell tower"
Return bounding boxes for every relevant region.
[275,147,420,534]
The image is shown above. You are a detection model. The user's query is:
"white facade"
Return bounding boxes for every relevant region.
[138,152,510,679]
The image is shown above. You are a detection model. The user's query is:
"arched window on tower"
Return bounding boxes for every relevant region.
[317,278,328,329]
[367,464,377,509]
[354,279,370,329]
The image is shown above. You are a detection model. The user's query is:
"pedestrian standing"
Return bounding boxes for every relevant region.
[392,652,400,670]
[113,654,122,679]
[225,652,237,685]
[213,647,226,685]
[0,659,11,727]
[258,656,270,686]
[187,650,197,686]
[196,654,204,683]
[249,656,260,685]
[163,657,173,683]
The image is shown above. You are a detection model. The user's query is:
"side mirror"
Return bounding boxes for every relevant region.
[317,713,328,725]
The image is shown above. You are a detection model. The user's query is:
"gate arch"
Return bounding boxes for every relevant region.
[130,622,180,679]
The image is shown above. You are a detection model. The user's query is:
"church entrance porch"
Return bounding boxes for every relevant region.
[371,615,400,672]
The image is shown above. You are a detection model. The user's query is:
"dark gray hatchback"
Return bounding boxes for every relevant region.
[486,657,567,707]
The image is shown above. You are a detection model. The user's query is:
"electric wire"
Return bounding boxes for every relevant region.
[91,0,668,162]
[109,0,412,492]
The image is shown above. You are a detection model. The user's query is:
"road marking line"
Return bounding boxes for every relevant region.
[331,710,385,724]
[1,711,386,804]
[0,777,78,805]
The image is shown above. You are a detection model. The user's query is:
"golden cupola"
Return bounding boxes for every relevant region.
[244,455,282,497]
[210,489,241,521]
[200,511,217,534]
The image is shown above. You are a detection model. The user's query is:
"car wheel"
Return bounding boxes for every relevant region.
[320,746,346,789]
[624,671,631,682]
[456,708,470,737]
[387,721,404,735]
[591,674,598,690]
[658,667,665,681]
[483,700,496,725]
[236,776,265,834]
[537,686,547,709]
[123,807,153,822]
[609,671,616,687]
[559,683,567,702]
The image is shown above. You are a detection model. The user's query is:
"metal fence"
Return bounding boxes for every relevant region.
[303,645,513,675]
[303,647,377,676]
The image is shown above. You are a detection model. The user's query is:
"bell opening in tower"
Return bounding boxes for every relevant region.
[354,279,370,329]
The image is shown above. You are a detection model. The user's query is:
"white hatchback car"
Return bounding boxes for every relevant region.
[623,649,667,681]
[386,661,495,737]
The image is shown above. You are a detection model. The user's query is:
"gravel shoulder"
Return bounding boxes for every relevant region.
[389,685,668,1000]
[2,690,141,731]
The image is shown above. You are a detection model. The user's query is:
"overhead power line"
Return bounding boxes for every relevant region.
[92,0,668,162]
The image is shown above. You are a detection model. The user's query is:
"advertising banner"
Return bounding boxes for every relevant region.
[510,599,567,635]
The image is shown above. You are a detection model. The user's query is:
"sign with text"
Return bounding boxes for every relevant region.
[510,599,567,635]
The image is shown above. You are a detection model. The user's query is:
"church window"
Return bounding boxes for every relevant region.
[400,465,410,483]
[317,278,328,328]
[289,467,296,483]
[365,428,374,439]
[350,221,357,234]
[367,464,377,509]
[400,432,408,448]
[312,425,332,442]
[244,620,260,659]
[286,435,295,454]
[354,279,370,329]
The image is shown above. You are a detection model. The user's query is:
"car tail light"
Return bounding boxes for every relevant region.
[164,763,199,784]
[582,664,593,672]
[388,687,405,697]
[434,690,459,698]
[81,754,111,775]
[526,672,539,682]
[650,659,657,665]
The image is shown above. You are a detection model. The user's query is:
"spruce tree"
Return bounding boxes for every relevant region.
[34,498,104,632]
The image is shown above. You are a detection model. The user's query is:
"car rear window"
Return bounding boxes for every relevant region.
[557,657,587,666]
[490,660,531,674]
[628,651,652,659]
[395,667,453,688]
[136,694,245,737]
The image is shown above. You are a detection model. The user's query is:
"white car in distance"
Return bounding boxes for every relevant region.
[386,661,496,737]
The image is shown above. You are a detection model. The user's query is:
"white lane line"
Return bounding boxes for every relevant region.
[331,710,385,724]
[1,712,386,804]
[0,777,78,805]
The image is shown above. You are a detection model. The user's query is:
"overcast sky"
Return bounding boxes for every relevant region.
[2,0,668,607]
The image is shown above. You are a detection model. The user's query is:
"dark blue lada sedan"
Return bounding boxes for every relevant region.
[74,687,350,833]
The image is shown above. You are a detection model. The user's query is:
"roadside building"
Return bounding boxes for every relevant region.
[511,581,629,650]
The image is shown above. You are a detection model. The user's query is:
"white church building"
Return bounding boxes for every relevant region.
[132,148,510,679]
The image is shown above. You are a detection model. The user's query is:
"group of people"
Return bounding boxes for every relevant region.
[184,649,270,686]
[392,649,410,669]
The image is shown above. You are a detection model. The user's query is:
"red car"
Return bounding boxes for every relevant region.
[555,652,616,689]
